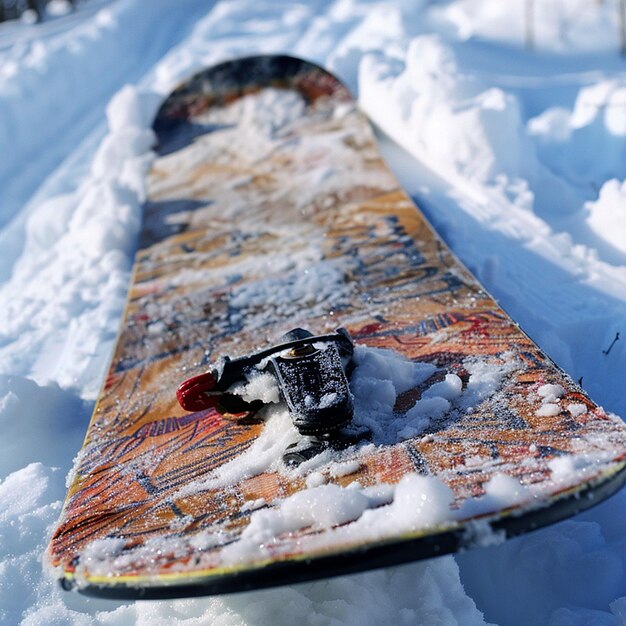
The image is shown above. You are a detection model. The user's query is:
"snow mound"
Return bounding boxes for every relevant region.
[585,179,626,254]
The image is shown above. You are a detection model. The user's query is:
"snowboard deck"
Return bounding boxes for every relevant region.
[48,55,626,599]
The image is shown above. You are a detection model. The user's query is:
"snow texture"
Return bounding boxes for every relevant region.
[2,0,626,624]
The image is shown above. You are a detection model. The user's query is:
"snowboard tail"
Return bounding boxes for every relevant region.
[48,55,626,598]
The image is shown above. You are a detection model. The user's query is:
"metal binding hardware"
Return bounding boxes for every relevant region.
[177,328,355,440]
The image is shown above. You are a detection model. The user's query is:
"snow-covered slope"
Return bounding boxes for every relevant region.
[1,1,626,623]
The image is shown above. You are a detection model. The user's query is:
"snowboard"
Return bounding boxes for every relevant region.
[48,55,626,599]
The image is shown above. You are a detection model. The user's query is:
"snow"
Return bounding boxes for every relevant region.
[568,402,588,417]
[586,179,626,254]
[2,0,626,624]
[536,383,565,416]
[173,470,538,577]
[350,345,437,443]
[230,372,281,405]
[536,403,561,417]
[537,383,565,402]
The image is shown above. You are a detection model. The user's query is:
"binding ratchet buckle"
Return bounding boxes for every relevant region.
[177,328,355,439]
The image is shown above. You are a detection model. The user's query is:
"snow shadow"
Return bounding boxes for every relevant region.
[0,375,91,479]
[154,121,235,156]
[139,197,210,248]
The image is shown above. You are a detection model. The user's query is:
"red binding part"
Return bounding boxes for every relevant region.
[176,372,219,412]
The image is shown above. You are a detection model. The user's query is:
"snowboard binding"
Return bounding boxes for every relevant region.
[177,328,362,465]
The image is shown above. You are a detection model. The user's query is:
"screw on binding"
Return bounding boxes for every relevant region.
[177,328,359,463]
[270,328,354,436]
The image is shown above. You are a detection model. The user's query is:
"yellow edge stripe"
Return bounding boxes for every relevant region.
[62,460,626,588]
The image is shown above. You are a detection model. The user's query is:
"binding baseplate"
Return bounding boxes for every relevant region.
[177,328,363,464]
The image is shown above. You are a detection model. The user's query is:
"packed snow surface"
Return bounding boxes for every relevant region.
[2,0,626,624]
